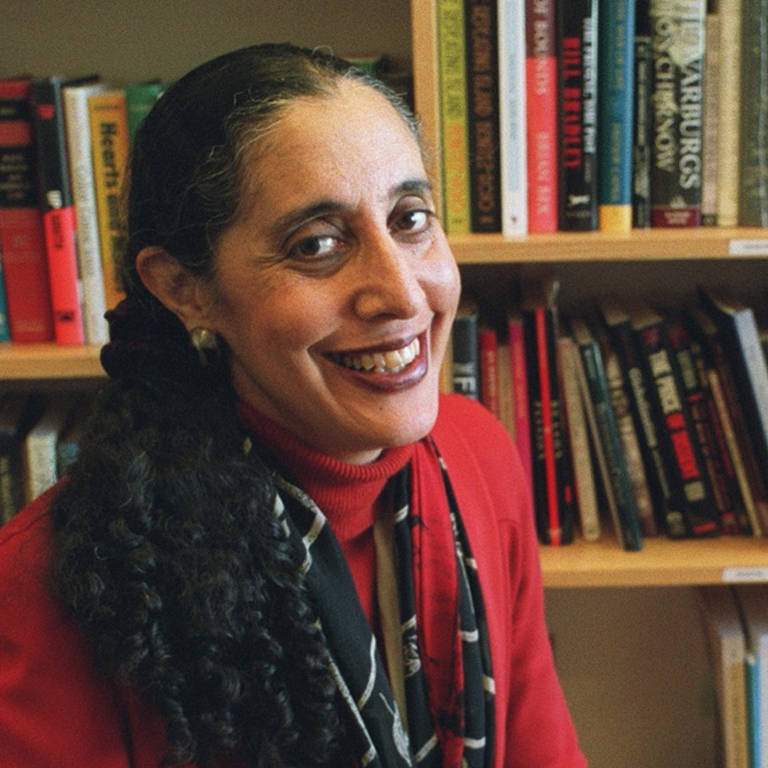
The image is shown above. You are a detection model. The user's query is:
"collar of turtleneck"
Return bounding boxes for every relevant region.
[236,401,415,542]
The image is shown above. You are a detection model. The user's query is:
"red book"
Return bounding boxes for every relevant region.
[31,76,87,345]
[508,311,532,490]
[478,325,500,417]
[525,0,559,232]
[0,78,54,342]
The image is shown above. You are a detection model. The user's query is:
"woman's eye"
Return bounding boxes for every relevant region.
[288,234,343,261]
[393,208,432,234]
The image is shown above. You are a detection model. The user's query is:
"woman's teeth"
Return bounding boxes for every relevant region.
[334,337,420,373]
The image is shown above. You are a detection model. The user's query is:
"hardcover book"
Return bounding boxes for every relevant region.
[525,0,559,232]
[31,75,88,345]
[701,10,720,226]
[437,0,471,233]
[497,0,528,235]
[648,0,706,227]
[522,278,575,545]
[597,0,637,232]
[557,0,599,230]
[451,298,479,399]
[465,0,501,231]
[630,302,720,538]
[0,77,54,342]
[632,0,653,227]
[571,315,643,550]
[508,310,532,488]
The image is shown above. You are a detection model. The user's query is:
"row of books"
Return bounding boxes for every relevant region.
[450,282,768,549]
[0,391,84,525]
[0,75,165,346]
[437,0,768,235]
[699,584,768,768]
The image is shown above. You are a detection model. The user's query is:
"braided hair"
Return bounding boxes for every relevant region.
[48,43,421,767]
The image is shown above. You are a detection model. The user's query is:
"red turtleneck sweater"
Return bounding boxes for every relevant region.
[0,394,587,768]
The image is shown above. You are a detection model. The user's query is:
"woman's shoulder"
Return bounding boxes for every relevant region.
[433,394,517,457]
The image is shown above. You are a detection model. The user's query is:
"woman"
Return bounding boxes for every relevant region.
[0,44,586,767]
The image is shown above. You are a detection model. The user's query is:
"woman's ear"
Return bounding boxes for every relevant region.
[135,246,212,330]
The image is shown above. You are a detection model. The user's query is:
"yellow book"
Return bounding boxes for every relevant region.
[437,0,470,234]
[88,88,129,313]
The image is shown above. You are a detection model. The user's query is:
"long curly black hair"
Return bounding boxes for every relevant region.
[48,43,421,767]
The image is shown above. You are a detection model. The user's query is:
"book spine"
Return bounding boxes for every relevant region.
[31,77,85,345]
[649,0,706,227]
[578,332,643,550]
[437,0,471,233]
[525,0,559,232]
[465,0,501,231]
[498,0,529,235]
[597,0,637,232]
[700,11,720,226]
[451,306,479,398]
[89,90,130,312]
[557,336,601,540]
[716,0,742,226]
[0,79,54,342]
[669,322,744,534]
[632,0,653,227]
[737,0,768,226]
[0,243,9,341]
[525,306,574,545]
[558,0,599,230]
[509,314,533,489]
[124,81,164,144]
[478,325,500,416]
[635,319,719,536]
[62,85,109,345]
[604,345,657,536]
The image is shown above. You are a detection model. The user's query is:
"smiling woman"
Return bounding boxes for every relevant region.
[0,44,587,768]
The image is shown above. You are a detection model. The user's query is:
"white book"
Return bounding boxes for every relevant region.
[63,81,110,345]
[497,0,528,235]
[698,586,750,768]
[23,397,74,504]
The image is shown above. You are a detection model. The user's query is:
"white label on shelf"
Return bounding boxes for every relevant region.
[728,239,768,256]
[722,567,768,583]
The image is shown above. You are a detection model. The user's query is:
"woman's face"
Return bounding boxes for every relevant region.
[200,82,460,463]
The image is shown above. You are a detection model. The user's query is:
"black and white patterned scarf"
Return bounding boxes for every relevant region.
[271,443,495,767]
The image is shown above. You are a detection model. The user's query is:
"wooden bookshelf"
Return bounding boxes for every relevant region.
[0,343,104,380]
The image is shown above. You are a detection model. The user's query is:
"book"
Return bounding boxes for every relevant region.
[437,0,471,233]
[31,75,88,345]
[699,288,768,484]
[22,395,75,504]
[451,297,479,398]
[680,317,749,535]
[648,0,706,227]
[497,0,528,235]
[62,80,109,345]
[557,334,601,541]
[124,80,164,144]
[686,305,768,536]
[508,309,533,488]
[56,398,84,477]
[571,315,643,550]
[495,338,516,437]
[0,77,54,342]
[597,0,637,232]
[737,0,768,226]
[557,0,599,230]
[0,249,9,342]
[716,0,742,226]
[601,330,657,536]
[600,297,674,536]
[632,0,653,227]
[630,303,720,538]
[733,585,768,767]
[465,0,501,231]
[88,88,129,312]
[697,586,750,768]
[525,0,559,232]
[522,278,575,545]
[701,8,720,226]
[478,322,500,416]
[0,392,42,524]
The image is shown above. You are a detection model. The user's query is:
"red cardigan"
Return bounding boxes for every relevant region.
[0,395,586,767]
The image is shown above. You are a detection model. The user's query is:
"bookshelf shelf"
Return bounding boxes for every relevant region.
[449,228,768,264]
[0,343,104,380]
[539,536,768,588]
